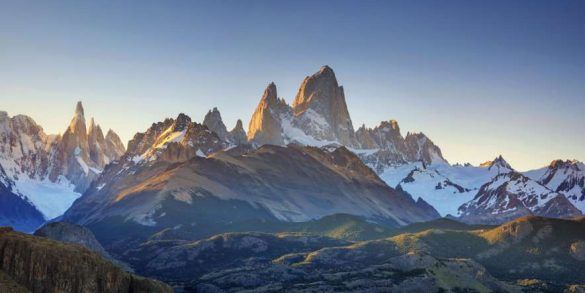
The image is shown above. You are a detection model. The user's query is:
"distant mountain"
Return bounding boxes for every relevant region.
[458,171,581,224]
[247,66,448,170]
[526,159,585,212]
[0,103,124,230]
[63,131,439,244]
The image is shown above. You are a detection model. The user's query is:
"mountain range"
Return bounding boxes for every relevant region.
[0,103,124,231]
[1,65,584,291]
[2,66,584,233]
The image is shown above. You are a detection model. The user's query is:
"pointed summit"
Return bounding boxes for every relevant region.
[88,118,107,167]
[261,82,278,105]
[229,119,247,145]
[480,155,513,173]
[549,159,583,171]
[203,108,228,141]
[75,101,84,117]
[247,82,290,145]
[173,113,192,131]
[104,129,125,161]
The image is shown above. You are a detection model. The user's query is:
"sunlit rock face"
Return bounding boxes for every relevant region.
[247,82,290,146]
[292,66,356,146]
[246,66,448,173]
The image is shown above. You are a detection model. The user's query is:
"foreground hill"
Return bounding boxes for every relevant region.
[391,216,585,288]
[154,216,582,291]
[0,227,171,293]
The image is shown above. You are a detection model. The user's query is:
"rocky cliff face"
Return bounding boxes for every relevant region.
[247,82,290,145]
[34,221,132,271]
[357,122,447,172]
[105,129,126,160]
[203,107,229,142]
[292,66,356,146]
[228,119,247,145]
[204,108,247,145]
[0,227,171,293]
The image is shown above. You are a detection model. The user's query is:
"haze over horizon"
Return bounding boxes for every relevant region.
[1,1,584,170]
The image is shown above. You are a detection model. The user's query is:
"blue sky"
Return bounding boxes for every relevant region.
[1,0,583,170]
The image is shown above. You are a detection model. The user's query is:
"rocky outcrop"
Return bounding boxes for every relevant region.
[34,222,110,260]
[292,66,356,146]
[0,227,172,293]
[247,82,290,145]
[203,107,228,141]
[87,118,108,167]
[404,132,447,165]
[203,108,247,145]
[228,119,247,145]
[104,129,125,160]
[357,125,447,172]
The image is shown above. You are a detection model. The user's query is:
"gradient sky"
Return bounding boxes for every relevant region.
[1,0,583,171]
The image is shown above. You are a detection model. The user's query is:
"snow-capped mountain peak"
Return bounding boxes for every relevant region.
[458,171,581,224]
[0,102,125,229]
[479,155,513,174]
[525,159,585,213]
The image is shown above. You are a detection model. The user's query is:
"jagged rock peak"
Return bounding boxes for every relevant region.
[262,82,279,105]
[75,101,84,117]
[104,129,125,156]
[173,113,192,131]
[549,159,583,170]
[480,155,513,171]
[232,119,244,132]
[292,65,341,112]
[203,107,228,140]
[68,102,87,135]
[229,119,247,145]
[247,82,289,145]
